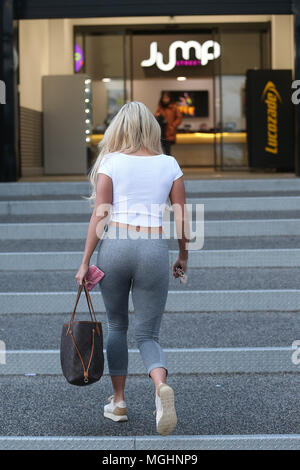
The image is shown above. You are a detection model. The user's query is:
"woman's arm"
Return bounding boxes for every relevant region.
[75,173,113,285]
[154,105,162,117]
[172,106,183,129]
[169,176,190,278]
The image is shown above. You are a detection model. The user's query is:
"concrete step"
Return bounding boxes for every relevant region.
[184,178,300,193]
[0,374,299,439]
[1,181,299,450]
[1,219,300,239]
[1,178,300,198]
[1,267,300,292]
[186,190,300,198]
[3,189,300,200]
[2,248,300,270]
[2,346,298,375]
[1,196,300,216]
[2,236,300,252]
[1,289,300,314]
[2,311,299,350]
[1,434,299,450]
[2,210,300,224]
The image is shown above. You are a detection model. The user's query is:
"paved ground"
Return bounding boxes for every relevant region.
[0,373,299,436]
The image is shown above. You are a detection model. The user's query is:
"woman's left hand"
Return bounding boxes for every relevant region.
[75,262,89,286]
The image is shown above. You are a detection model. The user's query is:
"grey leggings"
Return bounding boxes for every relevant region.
[96,222,169,378]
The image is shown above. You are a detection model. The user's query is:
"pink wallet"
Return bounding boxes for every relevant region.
[84,264,105,291]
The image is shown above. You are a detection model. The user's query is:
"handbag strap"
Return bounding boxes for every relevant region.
[82,281,96,319]
[66,280,100,335]
[83,283,101,336]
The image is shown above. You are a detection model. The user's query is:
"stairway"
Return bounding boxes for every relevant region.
[0,178,299,450]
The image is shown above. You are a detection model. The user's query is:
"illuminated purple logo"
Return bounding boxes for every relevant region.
[176,60,201,66]
[74,44,84,72]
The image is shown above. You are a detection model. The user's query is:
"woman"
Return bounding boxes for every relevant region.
[75,101,189,436]
[154,92,183,156]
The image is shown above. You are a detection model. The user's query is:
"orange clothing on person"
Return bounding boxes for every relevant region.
[154,103,183,142]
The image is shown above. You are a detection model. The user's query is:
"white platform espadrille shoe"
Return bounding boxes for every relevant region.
[104,395,128,422]
[153,383,177,435]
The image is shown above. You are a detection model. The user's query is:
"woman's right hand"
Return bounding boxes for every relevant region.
[75,262,89,286]
[172,256,188,279]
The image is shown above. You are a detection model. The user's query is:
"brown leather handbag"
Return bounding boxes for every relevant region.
[60,279,104,386]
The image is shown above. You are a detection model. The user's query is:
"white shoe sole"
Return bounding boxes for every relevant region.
[104,411,128,422]
[156,385,177,436]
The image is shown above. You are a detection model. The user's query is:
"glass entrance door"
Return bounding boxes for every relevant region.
[213,23,271,170]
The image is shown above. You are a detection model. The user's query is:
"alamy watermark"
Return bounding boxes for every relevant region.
[0,340,6,365]
[0,80,6,104]
[291,80,300,105]
[94,201,204,251]
[291,340,300,365]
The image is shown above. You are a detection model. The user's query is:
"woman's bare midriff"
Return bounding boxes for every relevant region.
[110,221,163,233]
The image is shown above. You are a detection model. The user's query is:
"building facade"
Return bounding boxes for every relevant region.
[0,1,299,180]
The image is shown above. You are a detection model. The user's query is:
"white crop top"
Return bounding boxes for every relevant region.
[97,151,183,227]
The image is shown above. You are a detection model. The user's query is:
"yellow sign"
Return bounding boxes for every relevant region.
[261,81,282,155]
[177,105,195,116]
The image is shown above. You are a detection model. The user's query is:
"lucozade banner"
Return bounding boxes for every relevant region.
[246,69,295,170]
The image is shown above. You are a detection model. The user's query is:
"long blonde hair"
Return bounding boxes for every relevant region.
[85,101,163,206]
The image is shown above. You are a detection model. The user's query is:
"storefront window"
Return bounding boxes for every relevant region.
[74,23,271,171]
[74,30,127,134]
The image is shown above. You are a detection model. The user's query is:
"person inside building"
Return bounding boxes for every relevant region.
[154,91,183,156]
